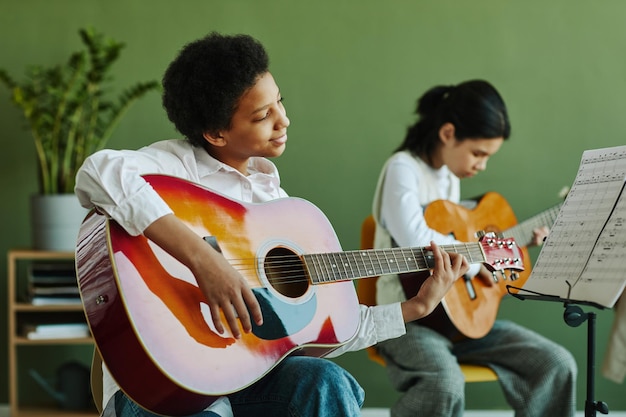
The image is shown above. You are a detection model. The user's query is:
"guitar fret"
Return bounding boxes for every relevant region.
[336,253,348,281]
[370,252,381,275]
[384,249,397,274]
[304,254,324,284]
[361,251,376,276]
[376,249,388,275]
[350,251,364,277]
[347,252,360,277]
[360,250,372,274]
[393,249,406,273]
[398,248,412,272]
[464,251,471,261]
[328,253,342,282]
[399,248,415,270]
[338,252,354,280]
[304,238,519,285]
[377,249,388,274]
[400,249,413,270]
[463,243,480,264]
[319,253,334,282]
[312,254,329,283]
[371,252,382,275]
[508,204,561,247]
[388,250,400,274]
[383,249,396,274]
[389,249,401,274]
[305,254,321,284]
[412,247,430,270]
[343,252,356,280]
[332,252,349,282]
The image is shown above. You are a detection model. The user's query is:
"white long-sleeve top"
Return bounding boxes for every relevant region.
[372,151,480,305]
[75,139,405,416]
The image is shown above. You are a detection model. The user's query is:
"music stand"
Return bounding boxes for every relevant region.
[508,285,609,416]
[512,146,626,416]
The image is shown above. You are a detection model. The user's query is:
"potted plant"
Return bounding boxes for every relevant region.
[0,27,160,250]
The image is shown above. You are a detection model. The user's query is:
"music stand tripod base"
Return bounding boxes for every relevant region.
[507,286,609,417]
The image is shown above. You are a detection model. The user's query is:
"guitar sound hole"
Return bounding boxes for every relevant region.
[264,247,308,298]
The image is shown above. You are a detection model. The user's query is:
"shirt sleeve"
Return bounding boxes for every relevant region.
[325,303,405,358]
[75,148,182,236]
[378,155,482,284]
[380,158,457,248]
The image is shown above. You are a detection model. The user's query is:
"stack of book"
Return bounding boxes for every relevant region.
[22,322,90,339]
[27,262,81,305]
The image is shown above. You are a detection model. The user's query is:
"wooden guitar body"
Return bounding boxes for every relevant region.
[422,192,528,340]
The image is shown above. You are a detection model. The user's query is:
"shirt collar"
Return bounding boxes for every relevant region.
[193,146,280,178]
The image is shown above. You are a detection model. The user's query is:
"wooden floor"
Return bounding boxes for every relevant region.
[3,404,622,416]
[362,409,625,417]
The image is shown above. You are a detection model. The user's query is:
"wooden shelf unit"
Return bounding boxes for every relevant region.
[7,249,99,417]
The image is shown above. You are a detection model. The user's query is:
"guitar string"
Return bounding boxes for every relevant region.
[220,244,487,270]
[202,242,514,287]
[508,204,561,246]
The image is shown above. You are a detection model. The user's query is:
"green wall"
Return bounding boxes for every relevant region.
[2,0,626,411]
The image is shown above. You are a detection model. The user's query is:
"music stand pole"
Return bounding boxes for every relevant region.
[564,304,609,417]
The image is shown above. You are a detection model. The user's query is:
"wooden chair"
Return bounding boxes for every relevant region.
[91,349,104,414]
[358,215,498,382]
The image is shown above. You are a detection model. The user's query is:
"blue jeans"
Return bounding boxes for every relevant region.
[112,356,364,417]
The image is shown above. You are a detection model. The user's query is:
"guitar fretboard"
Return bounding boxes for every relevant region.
[303,243,486,285]
[506,204,562,247]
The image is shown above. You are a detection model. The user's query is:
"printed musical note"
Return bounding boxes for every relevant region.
[524,145,626,308]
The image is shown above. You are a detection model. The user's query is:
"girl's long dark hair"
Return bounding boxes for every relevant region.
[396,80,511,162]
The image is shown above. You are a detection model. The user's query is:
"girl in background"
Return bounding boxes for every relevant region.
[372,80,577,417]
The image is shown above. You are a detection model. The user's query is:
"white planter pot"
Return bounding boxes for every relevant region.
[30,194,89,251]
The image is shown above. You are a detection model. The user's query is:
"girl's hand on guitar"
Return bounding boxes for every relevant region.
[400,241,469,323]
[531,226,549,246]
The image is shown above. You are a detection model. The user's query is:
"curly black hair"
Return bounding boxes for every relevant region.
[396,80,510,161]
[162,32,269,146]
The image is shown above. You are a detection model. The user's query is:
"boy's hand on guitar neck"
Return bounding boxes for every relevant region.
[401,242,470,323]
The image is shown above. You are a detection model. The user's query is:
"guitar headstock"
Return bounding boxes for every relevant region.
[477,231,525,273]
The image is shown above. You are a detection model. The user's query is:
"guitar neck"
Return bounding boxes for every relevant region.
[505,204,562,247]
[303,243,485,285]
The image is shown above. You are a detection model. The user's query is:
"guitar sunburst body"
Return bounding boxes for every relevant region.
[76,175,361,415]
[76,176,523,415]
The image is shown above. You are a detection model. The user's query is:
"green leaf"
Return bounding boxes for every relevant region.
[0,27,160,194]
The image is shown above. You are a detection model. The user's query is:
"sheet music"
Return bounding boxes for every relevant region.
[523,145,626,308]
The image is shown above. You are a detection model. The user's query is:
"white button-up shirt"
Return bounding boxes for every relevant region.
[75,139,405,416]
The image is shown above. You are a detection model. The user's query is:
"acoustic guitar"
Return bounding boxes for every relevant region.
[402,191,561,341]
[75,175,523,416]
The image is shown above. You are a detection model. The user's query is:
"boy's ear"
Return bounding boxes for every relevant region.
[202,131,226,147]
